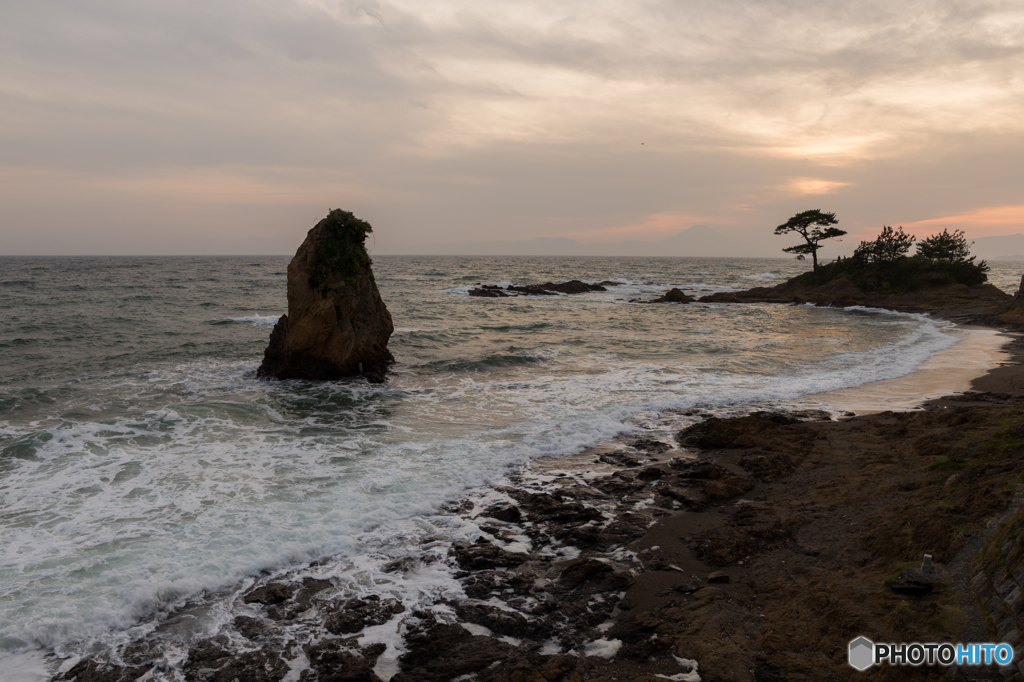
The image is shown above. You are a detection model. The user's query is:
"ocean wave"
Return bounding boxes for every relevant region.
[209,314,281,325]
[740,272,778,280]
[0,257,979,670]
[481,322,556,331]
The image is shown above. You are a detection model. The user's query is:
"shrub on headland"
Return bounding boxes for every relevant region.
[798,227,989,293]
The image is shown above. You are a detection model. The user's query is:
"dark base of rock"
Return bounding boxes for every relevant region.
[257,315,394,382]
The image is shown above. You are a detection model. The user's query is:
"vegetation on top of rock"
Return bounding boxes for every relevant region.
[795,225,989,294]
[852,225,916,265]
[774,209,847,271]
[916,228,977,264]
[308,209,373,291]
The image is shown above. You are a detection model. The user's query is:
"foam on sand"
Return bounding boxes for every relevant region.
[803,326,1011,414]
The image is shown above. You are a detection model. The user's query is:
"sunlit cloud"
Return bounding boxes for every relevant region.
[899,205,1024,239]
[563,212,726,243]
[785,178,852,196]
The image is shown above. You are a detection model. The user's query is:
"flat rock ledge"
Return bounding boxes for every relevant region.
[468,280,620,297]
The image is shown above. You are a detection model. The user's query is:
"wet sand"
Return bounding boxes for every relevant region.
[804,326,1015,414]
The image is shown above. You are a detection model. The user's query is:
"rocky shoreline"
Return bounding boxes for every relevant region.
[53,365,1024,682]
[51,279,1024,682]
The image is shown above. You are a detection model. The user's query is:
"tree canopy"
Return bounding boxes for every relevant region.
[852,225,915,265]
[774,209,846,271]
[796,225,988,293]
[917,229,975,264]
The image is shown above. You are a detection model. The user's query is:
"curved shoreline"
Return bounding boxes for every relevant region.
[802,324,1013,414]
[28,299,1024,682]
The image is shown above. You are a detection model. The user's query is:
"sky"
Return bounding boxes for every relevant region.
[1,0,1022,256]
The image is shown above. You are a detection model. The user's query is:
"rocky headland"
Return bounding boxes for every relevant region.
[258,210,394,382]
[698,258,1024,328]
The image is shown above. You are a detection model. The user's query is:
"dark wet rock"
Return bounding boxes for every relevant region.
[707,570,730,584]
[325,595,405,635]
[382,557,418,573]
[183,636,289,682]
[233,615,268,640]
[242,576,333,621]
[605,612,672,660]
[303,640,386,682]
[467,280,607,298]
[257,210,394,382]
[451,539,529,571]
[544,280,601,294]
[468,285,509,298]
[56,660,152,682]
[397,624,513,679]
[461,566,547,599]
[650,288,695,303]
[674,579,703,594]
[636,466,664,481]
[454,602,550,639]
[556,558,634,593]
[672,461,732,479]
[738,451,797,482]
[629,437,672,454]
[268,577,334,620]
[482,502,522,523]
[654,484,706,509]
[677,413,816,452]
[512,491,604,525]
[243,582,296,606]
[557,558,613,589]
[703,476,754,501]
[591,473,645,497]
[598,451,642,467]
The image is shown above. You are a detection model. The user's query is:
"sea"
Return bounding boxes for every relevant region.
[1,255,1022,679]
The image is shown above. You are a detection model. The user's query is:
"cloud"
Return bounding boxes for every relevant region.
[786,178,852,196]
[562,212,726,243]
[899,205,1024,239]
[1,0,1023,253]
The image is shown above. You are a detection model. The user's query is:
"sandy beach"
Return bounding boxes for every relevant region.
[802,325,1013,414]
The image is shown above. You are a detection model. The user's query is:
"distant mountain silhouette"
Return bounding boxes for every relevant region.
[970,234,1024,261]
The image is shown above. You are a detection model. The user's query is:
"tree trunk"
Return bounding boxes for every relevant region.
[811,249,818,272]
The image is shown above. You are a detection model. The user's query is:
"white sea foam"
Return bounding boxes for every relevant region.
[0,265,972,669]
[741,272,777,280]
[215,314,281,325]
[583,638,622,659]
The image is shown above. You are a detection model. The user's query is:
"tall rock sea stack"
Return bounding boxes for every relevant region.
[257,210,394,382]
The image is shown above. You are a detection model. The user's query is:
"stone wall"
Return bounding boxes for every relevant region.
[971,503,1024,678]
